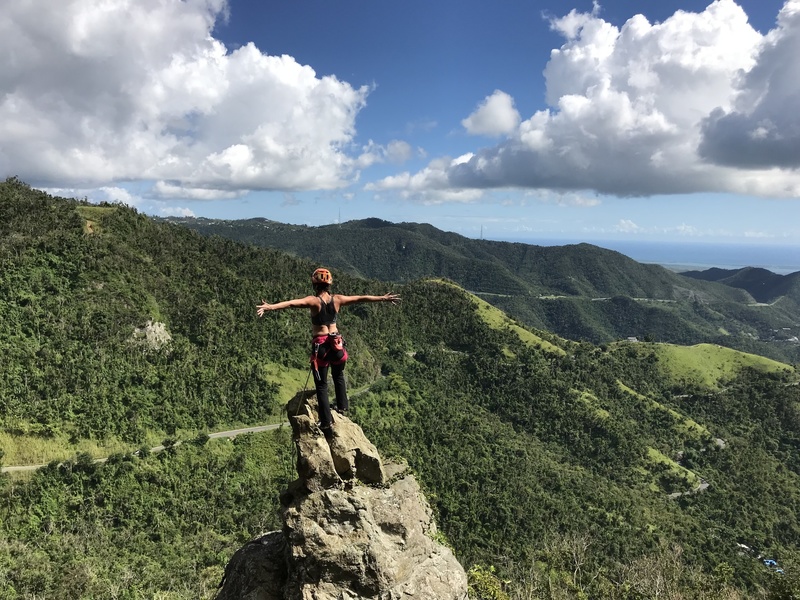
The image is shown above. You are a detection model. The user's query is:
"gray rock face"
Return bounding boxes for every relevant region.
[215,532,287,600]
[216,391,468,600]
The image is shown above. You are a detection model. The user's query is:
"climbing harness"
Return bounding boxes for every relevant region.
[310,333,348,382]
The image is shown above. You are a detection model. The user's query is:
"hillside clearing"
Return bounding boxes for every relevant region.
[651,343,793,389]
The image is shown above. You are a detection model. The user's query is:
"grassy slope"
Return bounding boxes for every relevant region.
[650,342,794,389]
[450,281,798,531]
[436,279,567,356]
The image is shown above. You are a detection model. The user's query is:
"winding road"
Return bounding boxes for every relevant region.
[1,422,289,474]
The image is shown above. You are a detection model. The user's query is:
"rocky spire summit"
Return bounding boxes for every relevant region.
[215,391,468,600]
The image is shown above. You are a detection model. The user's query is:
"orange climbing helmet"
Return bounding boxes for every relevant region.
[311,267,333,285]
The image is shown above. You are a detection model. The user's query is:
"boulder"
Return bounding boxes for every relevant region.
[328,415,385,485]
[282,472,467,600]
[286,391,385,489]
[216,531,287,600]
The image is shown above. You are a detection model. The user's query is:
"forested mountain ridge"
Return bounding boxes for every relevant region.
[165,216,746,300]
[2,178,800,599]
[167,216,800,364]
[683,266,800,304]
[0,179,412,447]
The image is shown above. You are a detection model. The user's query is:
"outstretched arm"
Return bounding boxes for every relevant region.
[256,295,318,317]
[337,293,401,307]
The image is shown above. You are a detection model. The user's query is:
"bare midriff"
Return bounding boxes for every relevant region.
[311,324,339,337]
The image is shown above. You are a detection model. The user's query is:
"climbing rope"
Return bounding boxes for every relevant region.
[295,367,313,417]
[288,366,315,476]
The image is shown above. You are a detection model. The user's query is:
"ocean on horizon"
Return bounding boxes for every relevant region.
[503,238,800,275]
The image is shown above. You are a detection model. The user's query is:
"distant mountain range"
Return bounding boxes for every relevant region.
[682,266,800,304]
[166,216,800,363]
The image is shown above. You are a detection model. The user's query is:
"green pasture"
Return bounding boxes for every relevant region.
[651,342,793,389]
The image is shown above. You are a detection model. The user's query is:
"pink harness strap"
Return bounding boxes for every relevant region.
[310,333,348,370]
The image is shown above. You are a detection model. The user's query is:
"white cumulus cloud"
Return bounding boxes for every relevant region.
[0,0,369,196]
[462,90,521,137]
[367,154,486,204]
[674,223,700,236]
[615,219,642,233]
[356,139,415,168]
[524,190,601,207]
[699,0,800,168]
[152,182,245,201]
[374,0,800,201]
[547,1,601,40]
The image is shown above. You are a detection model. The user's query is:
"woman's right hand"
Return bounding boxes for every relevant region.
[256,301,274,317]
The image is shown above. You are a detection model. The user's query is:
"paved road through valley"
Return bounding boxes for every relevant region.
[1,422,289,473]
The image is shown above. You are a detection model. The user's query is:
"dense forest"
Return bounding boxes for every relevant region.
[169,216,800,365]
[683,266,800,305]
[2,178,799,599]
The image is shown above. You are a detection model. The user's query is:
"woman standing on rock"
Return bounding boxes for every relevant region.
[256,267,400,434]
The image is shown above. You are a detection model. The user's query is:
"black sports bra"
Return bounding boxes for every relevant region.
[311,296,337,326]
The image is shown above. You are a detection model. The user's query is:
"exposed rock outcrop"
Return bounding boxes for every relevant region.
[216,392,468,600]
[130,320,172,351]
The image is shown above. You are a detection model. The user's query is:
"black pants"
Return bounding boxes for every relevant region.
[314,362,348,429]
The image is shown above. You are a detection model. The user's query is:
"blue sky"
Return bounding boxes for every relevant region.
[2,0,800,247]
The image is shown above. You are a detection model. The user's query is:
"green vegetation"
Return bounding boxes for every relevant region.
[468,564,510,600]
[1,430,293,598]
[465,285,567,356]
[168,215,800,364]
[2,179,799,598]
[0,430,142,466]
[261,363,313,403]
[649,342,794,389]
[578,390,611,420]
[646,446,701,492]
[684,266,800,305]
